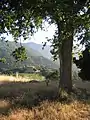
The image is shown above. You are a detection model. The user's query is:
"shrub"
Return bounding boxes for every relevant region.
[45,70,59,81]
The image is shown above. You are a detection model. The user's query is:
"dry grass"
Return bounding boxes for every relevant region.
[0,100,90,120]
[0,74,29,82]
[0,74,44,83]
[0,74,90,120]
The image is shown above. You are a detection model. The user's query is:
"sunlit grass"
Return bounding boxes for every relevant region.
[19,73,45,81]
[0,73,44,82]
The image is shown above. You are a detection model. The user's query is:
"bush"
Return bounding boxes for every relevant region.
[45,70,59,81]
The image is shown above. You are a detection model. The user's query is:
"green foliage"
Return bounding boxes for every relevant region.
[12,46,27,61]
[40,66,49,77]
[40,66,59,80]
[0,58,6,63]
[46,70,59,80]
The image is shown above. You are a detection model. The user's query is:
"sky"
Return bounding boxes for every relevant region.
[3,22,56,45]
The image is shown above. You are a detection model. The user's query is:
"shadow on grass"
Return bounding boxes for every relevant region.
[0,81,59,115]
[0,81,90,116]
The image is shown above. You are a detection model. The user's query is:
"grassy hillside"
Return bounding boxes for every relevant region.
[0,40,58,72]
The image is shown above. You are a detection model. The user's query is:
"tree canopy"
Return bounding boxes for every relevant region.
[0,1,89,38]
[0,0,90,59]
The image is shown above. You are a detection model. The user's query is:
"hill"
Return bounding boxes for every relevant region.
[25,42,52,59]
[25,42,79,73]
[0,40,58,72]
[24,42,61,65]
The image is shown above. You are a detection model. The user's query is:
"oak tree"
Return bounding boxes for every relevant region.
[0,0,90,92]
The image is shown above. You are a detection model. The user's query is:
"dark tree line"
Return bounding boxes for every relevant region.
[73,45,90,81]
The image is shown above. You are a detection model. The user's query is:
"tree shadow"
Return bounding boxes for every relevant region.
[0,80,90,116]
[0,81,59,115]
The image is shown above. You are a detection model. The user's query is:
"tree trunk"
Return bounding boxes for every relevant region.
[59,38,73,92]
[57,22,73,93]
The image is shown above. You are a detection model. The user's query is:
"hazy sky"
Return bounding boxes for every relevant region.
[4,22,56,45]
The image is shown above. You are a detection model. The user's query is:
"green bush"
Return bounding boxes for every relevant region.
[46,70,59,81]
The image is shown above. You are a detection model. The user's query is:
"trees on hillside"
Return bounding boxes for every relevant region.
[0,0,90,92]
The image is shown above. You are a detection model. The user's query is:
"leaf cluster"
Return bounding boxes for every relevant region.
[12,46,27,61]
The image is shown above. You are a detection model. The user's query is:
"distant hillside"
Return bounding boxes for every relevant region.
[24,42,61,65]
[25,42,79,72]
[0,40,58,71]
[25,42,52,59]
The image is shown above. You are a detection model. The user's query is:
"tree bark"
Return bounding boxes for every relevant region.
[59,38,73,92]
[58,23,73,93]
